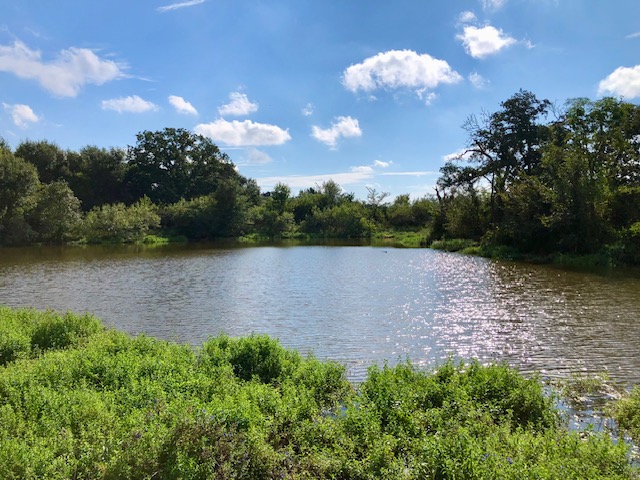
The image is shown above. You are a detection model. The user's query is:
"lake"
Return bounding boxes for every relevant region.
[1,243,639,385]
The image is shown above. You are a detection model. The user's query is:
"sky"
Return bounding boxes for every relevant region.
[1,1,639,200]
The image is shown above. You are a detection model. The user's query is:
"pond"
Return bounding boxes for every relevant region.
[1,243,639,385]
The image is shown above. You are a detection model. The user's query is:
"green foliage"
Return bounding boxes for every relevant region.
[611,386,640,444]
[67,146,128,211]
[302,202,374,237]
[15,140,70,184]
[0,307,636,478]
[0,307,103,365]
[125,128,237,205]
[27,181,82,243]
[430,238,478,252]
[0,149,40,245]
[434,92,640,264]
[82,197,160,243]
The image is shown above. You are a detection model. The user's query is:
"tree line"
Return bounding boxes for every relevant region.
[1,91,639,265]
[434,90,640,264]
[0,127,438,245]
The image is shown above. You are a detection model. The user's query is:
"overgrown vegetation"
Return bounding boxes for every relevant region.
[0,307,638,479]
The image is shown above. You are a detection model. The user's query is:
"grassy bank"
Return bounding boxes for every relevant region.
[0,307,638,479]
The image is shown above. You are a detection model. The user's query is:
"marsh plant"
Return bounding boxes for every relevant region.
[0,307,637,479]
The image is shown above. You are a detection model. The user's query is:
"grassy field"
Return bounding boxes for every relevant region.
[0,307,638,479]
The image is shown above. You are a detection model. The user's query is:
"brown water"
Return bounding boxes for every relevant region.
[1,243,639,385]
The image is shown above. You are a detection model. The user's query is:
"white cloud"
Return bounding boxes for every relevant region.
[351,166,374,174]
[482,0,506,10]
[311,116,362,148]
[218,92,258,116]
[241,148,273,165]
[3,103,39,128]
[457,25,516,58]
[422,91,437,106]
[0,40,124,97]
[443,148,473,162]
[195,119,291,146]
[257,171,374,191]
[469,72,489,89]
[302,102,314,116]
[374,160,392,168]
[168,95,197,115]
[101,95,158,113]
[598,65,640,98]
[626,32,640,39]
[342,50,462,98]
[157,0,205,13]
[459,11,477,23]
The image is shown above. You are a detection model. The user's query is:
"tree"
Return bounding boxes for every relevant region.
[27,181,82,243]
[270,183,291,215]
[67,146,128,210]
[15,140,70,184]
[82,197,160,243]
[366,187,390,224]
[439,90,551,225]
[0,149,40,244]
[125,128,236,204]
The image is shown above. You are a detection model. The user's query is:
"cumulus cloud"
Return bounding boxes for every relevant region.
[0,40,124,97]
[195,119,291,146]
[598,65,640,98]
[168,95,198,115]
[342,50,462,98]
[218,92,258,116]
[311,116,362,149]
[3,103,39,128]
[101,95,158,113]
[457,25,516,58]
[469,72,489,89]
[157,0,205,13]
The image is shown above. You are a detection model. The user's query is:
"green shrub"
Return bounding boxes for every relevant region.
[429,238,478,252]
[0,307,103,365]
[611,386,640,444]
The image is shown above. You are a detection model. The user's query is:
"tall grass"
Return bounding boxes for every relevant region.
[0,307,637,479]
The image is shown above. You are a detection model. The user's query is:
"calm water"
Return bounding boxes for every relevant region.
[1,243,639,385]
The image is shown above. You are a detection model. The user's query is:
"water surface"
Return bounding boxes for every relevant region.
[1,244,639,384]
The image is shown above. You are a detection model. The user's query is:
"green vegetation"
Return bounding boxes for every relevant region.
[0,307,638,479]
[434,91,640,266]
[612,387,640,445]
[2,91,640,268]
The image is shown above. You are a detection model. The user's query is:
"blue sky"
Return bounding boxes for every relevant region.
[1,0,639,200]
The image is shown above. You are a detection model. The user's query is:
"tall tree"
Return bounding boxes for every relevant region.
[67,146,128,210]
[439,90,551,224]
[15,140,70,184]
[125,128,236,204]
[0,149,40,244]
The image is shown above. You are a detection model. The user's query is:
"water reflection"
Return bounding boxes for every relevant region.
[1,244,639,385]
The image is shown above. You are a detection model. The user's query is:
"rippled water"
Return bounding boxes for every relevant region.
[1,244,639,384]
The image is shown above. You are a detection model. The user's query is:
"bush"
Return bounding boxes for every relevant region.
[0,307,103,365]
